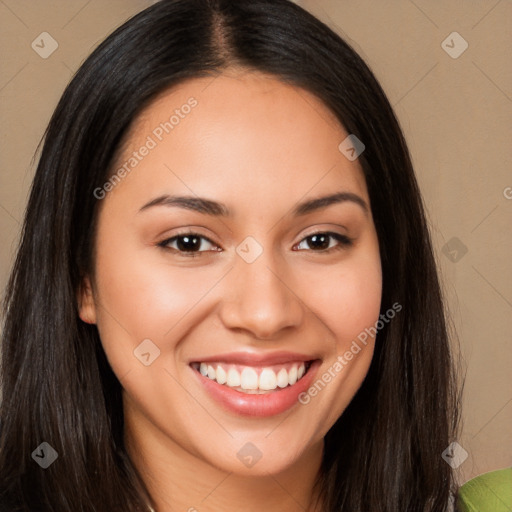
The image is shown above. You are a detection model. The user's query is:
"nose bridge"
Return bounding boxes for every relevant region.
[219,241,304,338]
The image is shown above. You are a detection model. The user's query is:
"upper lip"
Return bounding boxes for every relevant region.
[189,351,317,366]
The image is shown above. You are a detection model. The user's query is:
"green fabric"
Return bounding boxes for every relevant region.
[457,468,512,512]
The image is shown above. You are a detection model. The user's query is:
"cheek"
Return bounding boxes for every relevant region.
[292,250,382,425]
[91,240,227,376]
[299,252,382,346]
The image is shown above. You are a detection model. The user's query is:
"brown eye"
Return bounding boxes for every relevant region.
[295,232,353,252]
[158,233,220,255]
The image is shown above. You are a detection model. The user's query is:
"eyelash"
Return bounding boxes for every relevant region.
[157,231,354,258]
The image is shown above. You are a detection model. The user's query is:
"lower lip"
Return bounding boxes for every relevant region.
[191,360,321,417]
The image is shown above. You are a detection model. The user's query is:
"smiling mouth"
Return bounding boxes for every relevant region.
[190,360,314,394]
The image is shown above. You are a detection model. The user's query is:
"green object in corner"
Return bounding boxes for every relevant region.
[457,468,512,512]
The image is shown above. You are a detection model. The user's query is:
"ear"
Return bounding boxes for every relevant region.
[77,275,97,324]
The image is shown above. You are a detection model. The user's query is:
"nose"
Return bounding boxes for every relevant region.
[218,250,305,339]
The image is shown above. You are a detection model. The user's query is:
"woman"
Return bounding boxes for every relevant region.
[0,0,460,510]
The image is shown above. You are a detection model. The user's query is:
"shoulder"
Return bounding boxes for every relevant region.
[457,467,512,512]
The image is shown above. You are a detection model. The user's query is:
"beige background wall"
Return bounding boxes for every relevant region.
[1,0,510,485]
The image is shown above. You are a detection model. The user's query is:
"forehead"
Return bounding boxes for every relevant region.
[107,70,369,211]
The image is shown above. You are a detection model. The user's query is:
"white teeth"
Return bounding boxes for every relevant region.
[196,361,310,392]
[288,365,298,385]
[259,368,277,390]
[227,368,241,387]
[240,367,258,390]
[276,368,289,388]
[215,365,227,385]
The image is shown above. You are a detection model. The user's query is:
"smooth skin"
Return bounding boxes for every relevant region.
[79,70,382,511]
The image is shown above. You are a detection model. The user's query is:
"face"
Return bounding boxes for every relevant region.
[79,70,382,478]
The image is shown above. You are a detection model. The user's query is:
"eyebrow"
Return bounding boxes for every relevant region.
[139,195,229,216]
[138,191,368,217]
